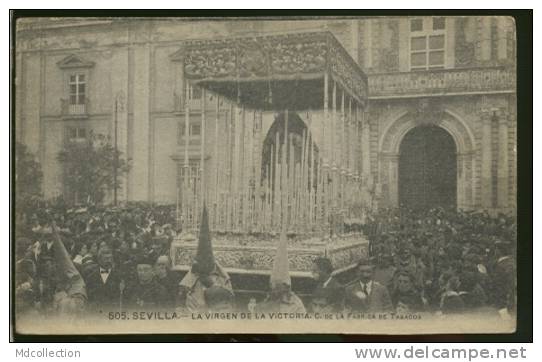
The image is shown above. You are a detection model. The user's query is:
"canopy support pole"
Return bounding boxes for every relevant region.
[323,72,329,236]
[183,81,191,232]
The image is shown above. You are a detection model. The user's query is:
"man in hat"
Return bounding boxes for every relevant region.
[147,235,169,263]
[124,253,169,309]
[177,206,233,312]
[35,224,55,263]
[155,255,180,308]
[438,274,466,315]
[390,270,425,313]
[345,259,392,313]
[457,269,488,311]
[15,237,38,316]
[256,229,306,314]
[81,246,123,312]
[34,252,56,315]
[310,257,344,312]
[491,240,516,319]
[373,251,397,292]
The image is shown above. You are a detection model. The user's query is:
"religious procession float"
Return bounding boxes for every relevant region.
[168,31,372,291]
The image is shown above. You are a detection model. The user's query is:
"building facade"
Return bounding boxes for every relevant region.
[15,16,517,214]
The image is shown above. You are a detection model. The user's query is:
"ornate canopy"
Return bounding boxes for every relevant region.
[170,31,368,110]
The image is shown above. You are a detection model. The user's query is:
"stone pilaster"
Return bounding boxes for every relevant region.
[456,151,474,211]
[456,152,466,210]
[387,154,399,207]
[508,112,517,209]
[131,44,151,201]
[497,109,509,209]
[111,48,129,202]
[350,20,360,65]
[497,17,508,61]
[379,152,399,208]
[476,16,492,63]
[361,110,371,182]
[364,19,373,70]
[480,110,493,209]
[15,51,24,143]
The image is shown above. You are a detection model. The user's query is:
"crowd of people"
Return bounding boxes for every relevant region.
[15,199,517,321]
[362,207,517,317]
[15,200,180,317]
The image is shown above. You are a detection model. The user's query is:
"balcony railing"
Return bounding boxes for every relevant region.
[173,92,202,113]
[368,66,516,99]
[66,137,89,145]
[60,98,89,118]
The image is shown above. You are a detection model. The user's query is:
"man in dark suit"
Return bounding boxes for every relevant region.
[310,257,344,312]
[491,240,516,319]
[124,254,169,309]
[35,225,55,263]
[345,258,393,313]
[81,246,122,312]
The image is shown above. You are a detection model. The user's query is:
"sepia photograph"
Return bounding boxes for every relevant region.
[11,12,526,338]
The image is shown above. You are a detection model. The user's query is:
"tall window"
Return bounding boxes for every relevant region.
[178,122,202,145]
[190,123,201,136]
[57,54,94,117]
[65,126,88,143]
[409,17,446,70]
[69,74,86,105]
[189,84,202,100]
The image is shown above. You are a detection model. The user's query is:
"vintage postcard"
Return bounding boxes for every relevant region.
[13,15,518,335]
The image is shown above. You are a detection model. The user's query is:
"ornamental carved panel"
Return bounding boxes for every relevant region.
[238,45,268,77]
[177,32,368,103]
[184,46,237,79]
[267,39,327,75]
[171,237,368,273]
[329,48,368,102]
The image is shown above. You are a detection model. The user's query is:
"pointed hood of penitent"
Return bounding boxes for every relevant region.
[194,205,215,275]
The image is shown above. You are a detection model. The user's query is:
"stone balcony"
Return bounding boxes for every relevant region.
[60,98,89,119]
[368,66,516,99]
[173,92,203,114]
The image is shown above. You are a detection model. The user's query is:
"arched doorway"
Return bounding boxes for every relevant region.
[398,125,457,210]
